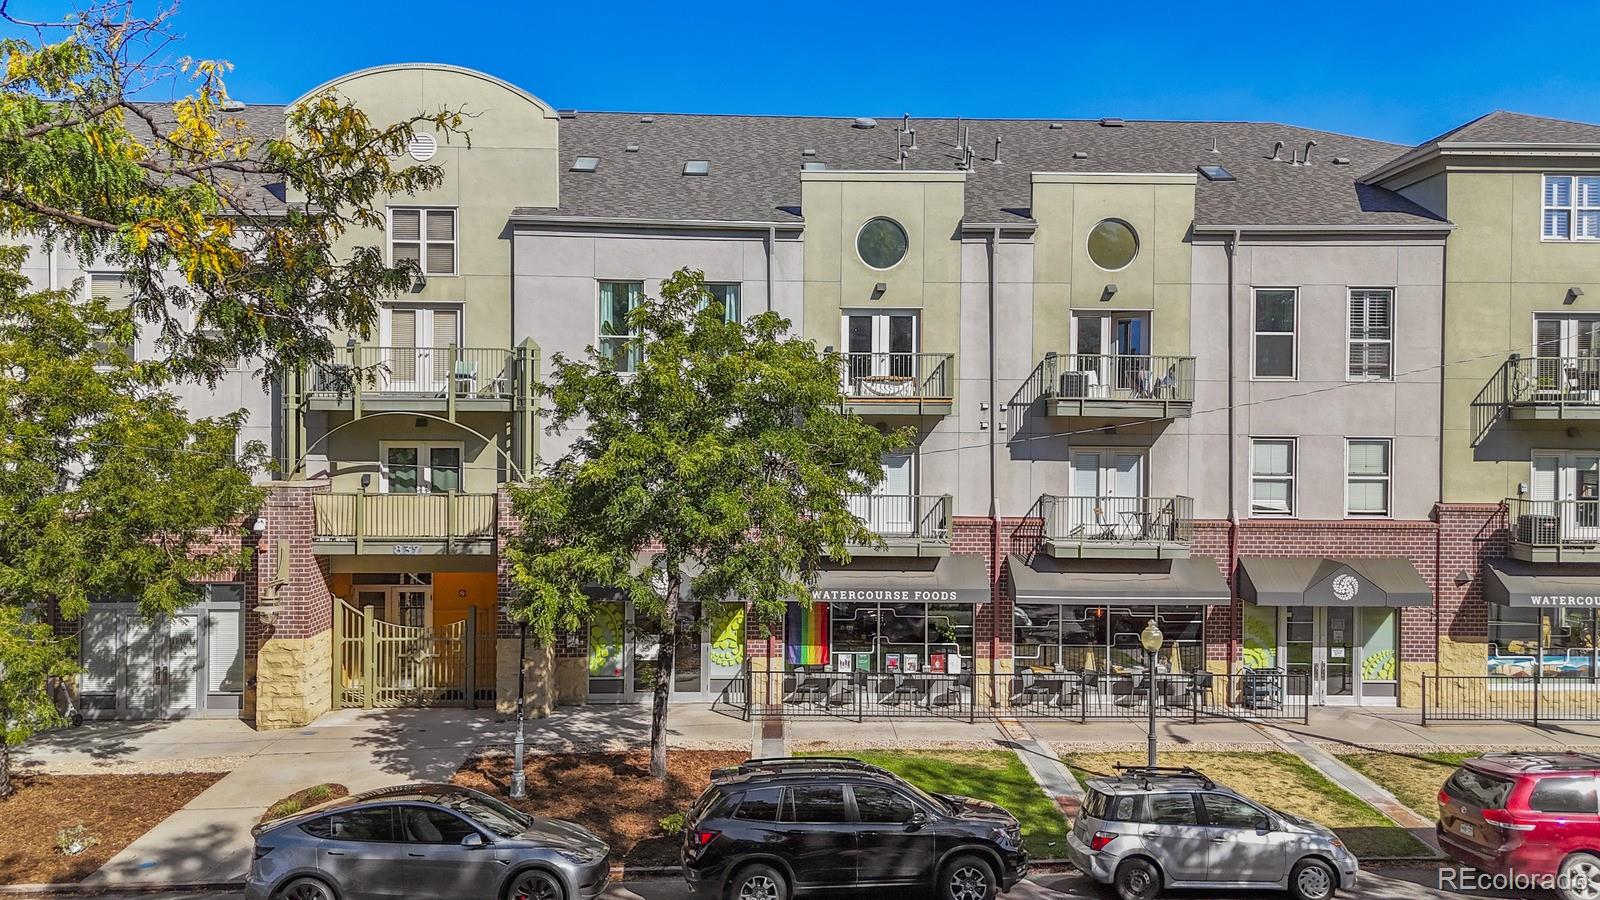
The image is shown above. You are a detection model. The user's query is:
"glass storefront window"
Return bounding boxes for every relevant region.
[1243,603,1278,669]
[785,601,974,675]
[1013,605,1203,674]
[1359,607,1398,697]
[1488,606,1599,678]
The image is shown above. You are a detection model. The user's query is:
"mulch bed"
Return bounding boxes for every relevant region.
[0,772,223,885]
[454,750,745,867]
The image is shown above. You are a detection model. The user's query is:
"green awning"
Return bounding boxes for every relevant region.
[1238,557,1431,608]
[1006,554,1230,606]
[1484,558,1600,608]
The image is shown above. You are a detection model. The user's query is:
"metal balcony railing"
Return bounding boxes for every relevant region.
[838,352,953,401]
[1507,497,1600,549]
[308,345,517,401]
[1039,495,1195,545]
[1049,354,1195,403]
[313,492,496,550]
[1473,355,1600,443]
[846,494,952,543]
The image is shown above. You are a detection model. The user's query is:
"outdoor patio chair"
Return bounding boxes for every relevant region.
[453,360,479,397]
[881,673,922,707]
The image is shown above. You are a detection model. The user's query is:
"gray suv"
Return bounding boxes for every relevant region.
[1065,766,1358,900]
[245,784,609,900]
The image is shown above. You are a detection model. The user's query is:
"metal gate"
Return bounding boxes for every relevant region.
[334,600,495,709]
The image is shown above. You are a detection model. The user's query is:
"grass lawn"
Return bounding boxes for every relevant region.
[1336,752,1478,822]
[1062,751,1430,860]
[801,750,1070,858]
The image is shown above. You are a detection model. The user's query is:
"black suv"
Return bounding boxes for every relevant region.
[680,757,1029,900]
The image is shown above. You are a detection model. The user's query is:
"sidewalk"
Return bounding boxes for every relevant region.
[17,704,748,886]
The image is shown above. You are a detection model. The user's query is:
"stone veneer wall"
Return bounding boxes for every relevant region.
[251,481,335,728]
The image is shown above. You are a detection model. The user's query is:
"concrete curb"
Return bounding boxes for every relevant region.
[0,882,244,895]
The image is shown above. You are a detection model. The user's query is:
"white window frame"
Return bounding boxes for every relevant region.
[387,207,458,276]
[1345,438,1392,518]
[1068,448,1148,498]
[597,279,645,373]
[86,270,135,367]
[1249,437,1297,518]
[377,440,466,494]
[1346,288,1395,382]
[1251,287,1298,380]
[1542,175,1600,242]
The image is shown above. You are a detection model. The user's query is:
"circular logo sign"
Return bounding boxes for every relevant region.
[1332,573,1360,602]
[407,133,438,162]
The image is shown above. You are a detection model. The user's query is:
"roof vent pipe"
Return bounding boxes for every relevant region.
[907,128,917,150]
[1270,140,1284,161]
[1302,140,1318,167]
[900,147,909,171]
[955,116,962,145]
[901,113,911,133]
[1209,137,1219,153]
[993,136,1003,164]
[962,125,971,153]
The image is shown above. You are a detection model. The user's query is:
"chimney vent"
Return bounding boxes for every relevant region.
[1099,117,1126,127]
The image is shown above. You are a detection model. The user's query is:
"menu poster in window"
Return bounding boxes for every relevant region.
[928,653,947,674]
[904,653,920,674]
[855,652,873,673]
[834,652,854,673]
[885,653,902,673]
[947,652,962,675]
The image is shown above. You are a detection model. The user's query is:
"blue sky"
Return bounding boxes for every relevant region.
[10,0,1600,144]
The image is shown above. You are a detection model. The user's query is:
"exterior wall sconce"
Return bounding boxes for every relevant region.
[1455,570,1472,586]
[1101,283,1118,302]
[872,282,887,300]
[1568,287,1585,305]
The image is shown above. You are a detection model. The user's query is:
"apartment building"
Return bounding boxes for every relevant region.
[63,62,1600,726]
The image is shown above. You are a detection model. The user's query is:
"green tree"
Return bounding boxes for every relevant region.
[0,2,464,795]
[505,268,909,778]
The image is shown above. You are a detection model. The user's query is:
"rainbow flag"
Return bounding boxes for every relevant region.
[785,603,831,666]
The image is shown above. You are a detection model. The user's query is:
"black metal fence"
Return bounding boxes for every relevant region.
[715,667,1308,724]
[1422,674,1600,724]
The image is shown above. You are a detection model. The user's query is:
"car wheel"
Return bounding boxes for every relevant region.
[506,869,565,900]
[1560,852,1600,900]
[1114,857,1162,900]
[726,863,787,900]
[1289,857,1337,900]
[941,854,997,900]
[275,877,336,900]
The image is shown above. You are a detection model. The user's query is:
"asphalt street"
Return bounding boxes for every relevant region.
[12,863,1546,900]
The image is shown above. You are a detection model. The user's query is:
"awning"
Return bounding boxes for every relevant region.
[1005,554,1230,606]
[811,554,991,604]
[583,553,704,601]
[1238,557,1431,608]
[1484,558,1600,608]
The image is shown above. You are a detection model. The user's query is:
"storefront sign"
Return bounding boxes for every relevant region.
[812,589,965,603]
[1529,594,1600,607]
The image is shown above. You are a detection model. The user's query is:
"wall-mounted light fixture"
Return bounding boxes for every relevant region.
[1101,283,1119,302]
[1454,570,1472,586]
[1568,287,1586,305]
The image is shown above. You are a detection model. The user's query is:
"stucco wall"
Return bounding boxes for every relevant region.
[1187,236,1446,521]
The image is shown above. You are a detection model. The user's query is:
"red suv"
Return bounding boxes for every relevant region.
[1438,752,1600,900]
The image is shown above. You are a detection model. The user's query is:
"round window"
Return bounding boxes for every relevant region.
[857,217,909,270]
[1086,219,1139,271]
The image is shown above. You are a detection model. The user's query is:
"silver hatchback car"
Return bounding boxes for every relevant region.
[1065,766,1358,900]
[245,783,609,900]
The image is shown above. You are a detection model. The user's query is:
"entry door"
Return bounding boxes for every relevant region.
[386,588,433,629]
[1069,451,1144,534]
[842,311,918,386]
[1533,451,1600,542]
[852,454,914,535]
[1282,608,1356,705]
[100,610,201,719]
[591,601,713,703]
[1071,312,1150,393]
[165,614,202,718]
[383,305,461,392]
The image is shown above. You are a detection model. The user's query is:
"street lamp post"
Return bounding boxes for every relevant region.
[510,621,527,800]
[1139,619,1165,768]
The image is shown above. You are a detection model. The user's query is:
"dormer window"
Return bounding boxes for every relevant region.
[1543,175,1600,241]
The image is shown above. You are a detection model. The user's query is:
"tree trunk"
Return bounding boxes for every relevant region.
[0,739,11,799]
[650,569,681,780]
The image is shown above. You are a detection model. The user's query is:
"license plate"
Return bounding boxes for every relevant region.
[1458,822,1475,837]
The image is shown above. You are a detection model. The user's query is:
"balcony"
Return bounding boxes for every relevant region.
[312,492,497,556]
[1472,355,1600,443]
[1013,353,1195,421]
[303,343,532,416]
[838,352,954,417]
[1037,494,1194,559]
[846,494,952,557]
[1507,498,1600,563]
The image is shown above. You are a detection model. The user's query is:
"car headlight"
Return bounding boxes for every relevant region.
[991,826,1022,849]
[1330,838,1347,852]
[556,846,607,865]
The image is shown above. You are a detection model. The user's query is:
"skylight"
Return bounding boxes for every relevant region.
[571,156,600,173]
[1197,164,1235,182]
[802,162,827,171]
[683,160,710,176]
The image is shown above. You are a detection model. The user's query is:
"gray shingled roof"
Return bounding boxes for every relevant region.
[1418,110,1600,147]
[516,113,1447,229]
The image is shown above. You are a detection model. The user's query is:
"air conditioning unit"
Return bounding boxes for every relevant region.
[1519,514,1560,545]
[1059,370,1090,399]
